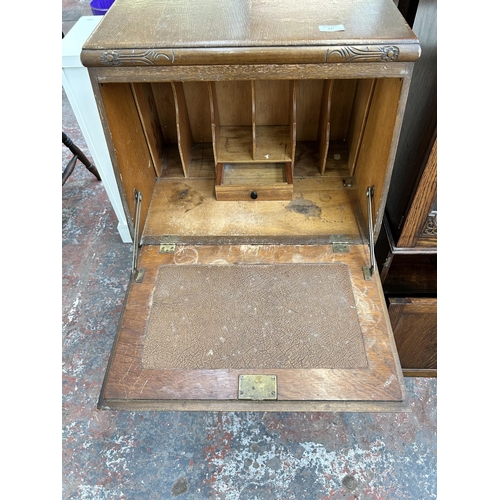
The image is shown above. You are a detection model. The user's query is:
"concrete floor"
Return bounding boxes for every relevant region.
[62,3,437,499]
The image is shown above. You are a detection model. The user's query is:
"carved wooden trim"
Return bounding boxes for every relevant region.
[100,49,175,66]
[420,210,437,237]
[82,43,420,67]
[326,45,401,63]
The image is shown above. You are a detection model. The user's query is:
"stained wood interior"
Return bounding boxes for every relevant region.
[141,177,365,244]
[99,77,403,239]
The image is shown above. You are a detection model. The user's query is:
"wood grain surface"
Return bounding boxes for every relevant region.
[388,297,437,371]
[99,244,406,410]
[82,0,418,50]
[141,177,366,244]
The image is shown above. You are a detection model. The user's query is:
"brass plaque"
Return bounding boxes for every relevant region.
[238,375,277,401]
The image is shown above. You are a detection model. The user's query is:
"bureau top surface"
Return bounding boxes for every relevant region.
[82,0,418,53]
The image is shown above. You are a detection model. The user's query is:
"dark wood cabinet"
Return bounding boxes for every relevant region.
[377,0,437,376]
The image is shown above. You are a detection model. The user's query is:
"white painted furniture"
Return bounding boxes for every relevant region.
[62,16,132,243]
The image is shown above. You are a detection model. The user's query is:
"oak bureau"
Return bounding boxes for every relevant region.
[81,0,421,411]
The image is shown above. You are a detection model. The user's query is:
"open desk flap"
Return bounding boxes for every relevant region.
[98,244,407,412]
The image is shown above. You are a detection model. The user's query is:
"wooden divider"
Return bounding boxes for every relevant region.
[318,80,334,174]
[315,79,376,176]
[206,80,297,200]
[289,81,297,172]
[251,80,257,160]
[208,81,220,165]
[131,83,164,177]
[126,78,382,194]
[171,82,193,177]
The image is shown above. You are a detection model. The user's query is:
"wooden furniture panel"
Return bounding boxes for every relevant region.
[329,79,357,141]
[96,81,156,236]
[81,0,419,57]
[99,244,406,411]
[346,79,376,174]
[142,177,363,244]
[383,253,437,296]
[388,297,437,376]
[354,77,406,238]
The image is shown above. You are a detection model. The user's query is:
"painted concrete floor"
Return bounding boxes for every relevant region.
[62,3,437,499]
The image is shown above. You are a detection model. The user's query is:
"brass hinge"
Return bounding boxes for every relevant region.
[159,243,175,254]
[238,375,277,401]
[330,235,350,253]
[332,242,350,253]
[159,235,178,254]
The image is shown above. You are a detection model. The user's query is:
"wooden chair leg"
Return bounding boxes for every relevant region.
[62,155,78,186]
[62,131,101,186]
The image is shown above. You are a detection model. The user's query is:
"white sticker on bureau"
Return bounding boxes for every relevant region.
[318,25,345,32]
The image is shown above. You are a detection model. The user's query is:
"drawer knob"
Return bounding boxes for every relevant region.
[250,191,258,200]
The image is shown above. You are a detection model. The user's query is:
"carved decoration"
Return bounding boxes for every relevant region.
[326,45,400,63]
[96,45,404,67]
[420,211,437,237]
[100,49,175,66]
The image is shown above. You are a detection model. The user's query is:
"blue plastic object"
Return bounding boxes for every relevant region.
[90,0,115,16]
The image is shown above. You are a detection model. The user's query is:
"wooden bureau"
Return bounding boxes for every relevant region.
[81,0,421,411]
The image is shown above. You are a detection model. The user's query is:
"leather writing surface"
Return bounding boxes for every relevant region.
[142,263,367,370]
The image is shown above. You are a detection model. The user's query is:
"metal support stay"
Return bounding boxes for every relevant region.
[363,185,376,280]
[132,190,145,283]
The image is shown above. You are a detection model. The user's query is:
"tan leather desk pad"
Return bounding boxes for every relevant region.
[143,263,367,370]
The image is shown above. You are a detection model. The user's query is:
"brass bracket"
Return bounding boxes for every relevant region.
[238,375,277,401]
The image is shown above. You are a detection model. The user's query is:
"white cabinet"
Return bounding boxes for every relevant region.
[62,16,131,243]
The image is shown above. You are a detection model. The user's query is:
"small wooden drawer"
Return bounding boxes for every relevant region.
[215,162,293,201]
